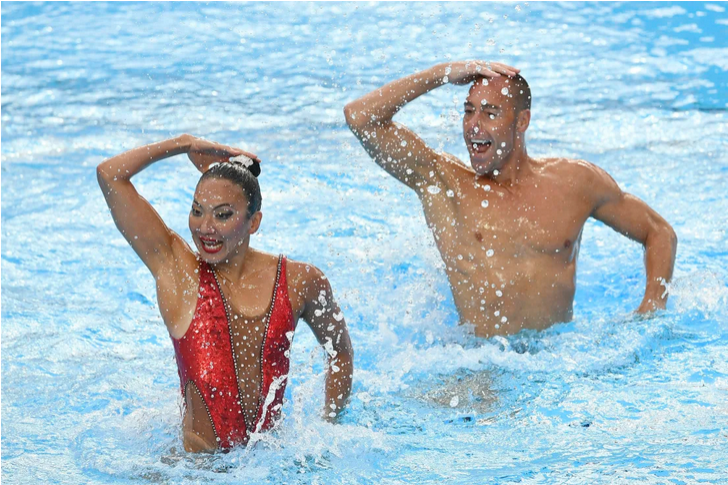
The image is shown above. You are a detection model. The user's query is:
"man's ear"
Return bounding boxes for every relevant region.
[517,109,531,133]
[249,211,263,234]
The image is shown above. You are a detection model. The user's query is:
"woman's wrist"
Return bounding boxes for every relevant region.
[174,134,194,153]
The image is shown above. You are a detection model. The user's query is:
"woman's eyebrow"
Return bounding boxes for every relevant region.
[191,200,233,210]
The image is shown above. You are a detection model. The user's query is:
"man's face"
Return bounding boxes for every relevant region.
[462,77,522,176]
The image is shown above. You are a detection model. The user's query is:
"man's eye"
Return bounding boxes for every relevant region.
[191,208,202,216]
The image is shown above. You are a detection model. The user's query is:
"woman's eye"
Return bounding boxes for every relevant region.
[216,212,233,220]
[190,208,202,216]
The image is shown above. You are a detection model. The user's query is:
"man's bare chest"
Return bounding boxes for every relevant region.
[425,181,592,258]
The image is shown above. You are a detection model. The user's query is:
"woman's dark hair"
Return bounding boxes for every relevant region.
[198,161,262,216]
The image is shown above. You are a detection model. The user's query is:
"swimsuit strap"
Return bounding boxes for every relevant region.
[255,255,296,433]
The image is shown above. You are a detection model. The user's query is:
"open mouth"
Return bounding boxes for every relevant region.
[199,236,223,254]
[470,139,492,154]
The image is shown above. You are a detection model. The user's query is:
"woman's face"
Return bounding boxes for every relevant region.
[188,177,260,263]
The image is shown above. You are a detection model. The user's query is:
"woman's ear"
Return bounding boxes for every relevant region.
[249,211,263,234]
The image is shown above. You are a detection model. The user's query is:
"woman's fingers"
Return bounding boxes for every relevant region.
[238,149,260,163]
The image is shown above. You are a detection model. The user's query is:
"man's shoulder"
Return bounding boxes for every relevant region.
[534,157,621,203]
[436,152,474,180]
[535,157,613,184]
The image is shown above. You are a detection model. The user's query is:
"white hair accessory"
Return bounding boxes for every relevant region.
[229,154,254,167]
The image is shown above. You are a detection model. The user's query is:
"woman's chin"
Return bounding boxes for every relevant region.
[196,246,228,263]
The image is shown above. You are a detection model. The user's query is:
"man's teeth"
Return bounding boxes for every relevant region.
[471,140,492,148]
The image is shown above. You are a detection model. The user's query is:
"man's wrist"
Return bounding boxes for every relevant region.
[426,64,449,86]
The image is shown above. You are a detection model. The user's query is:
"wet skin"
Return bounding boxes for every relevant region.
[345,62,677,337]
[97,135,353,452]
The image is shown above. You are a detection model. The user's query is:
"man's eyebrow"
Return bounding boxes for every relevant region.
[464,101,501,110]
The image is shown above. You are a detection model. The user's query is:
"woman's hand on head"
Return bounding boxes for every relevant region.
[184,135,260,173]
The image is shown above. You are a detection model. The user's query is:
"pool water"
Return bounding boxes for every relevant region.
[2,2,727,484]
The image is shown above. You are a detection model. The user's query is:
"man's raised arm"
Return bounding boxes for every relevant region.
[343,61,518,190]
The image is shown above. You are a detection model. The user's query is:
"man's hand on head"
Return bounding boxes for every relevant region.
[441,60,520,86]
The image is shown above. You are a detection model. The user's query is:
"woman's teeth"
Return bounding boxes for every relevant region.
[200,239,223,252]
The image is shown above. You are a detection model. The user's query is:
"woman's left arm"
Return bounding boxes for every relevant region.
[299,266,354,421]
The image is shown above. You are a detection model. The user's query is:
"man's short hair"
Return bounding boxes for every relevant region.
[510,74,531,112]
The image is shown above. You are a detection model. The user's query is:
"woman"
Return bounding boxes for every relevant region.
[97,134,353,452]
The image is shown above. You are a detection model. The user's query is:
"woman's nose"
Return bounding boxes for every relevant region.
[199,214,215,233]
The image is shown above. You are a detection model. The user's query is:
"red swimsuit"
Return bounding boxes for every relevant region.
[172,255,294,449]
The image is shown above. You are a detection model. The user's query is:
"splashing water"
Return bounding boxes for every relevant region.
[2,2,727,485]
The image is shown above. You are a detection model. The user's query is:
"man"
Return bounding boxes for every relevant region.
[344,61,677,337]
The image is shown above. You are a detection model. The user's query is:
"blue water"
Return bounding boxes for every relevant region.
[2,2,728,484]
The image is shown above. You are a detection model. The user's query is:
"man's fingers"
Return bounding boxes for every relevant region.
[489,62,520,76]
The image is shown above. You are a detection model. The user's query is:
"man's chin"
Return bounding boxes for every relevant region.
[470,157,496,176]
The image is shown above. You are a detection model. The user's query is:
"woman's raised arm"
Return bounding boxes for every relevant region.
[97,134,256,277]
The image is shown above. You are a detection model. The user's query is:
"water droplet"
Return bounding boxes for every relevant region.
[443,75,449,83]
[427,185,441,194]
[486,249,494,257]
[496,149,503,155]
[400,140,407,147]
[496,290,503,297]
[501,142,506,147]
[446,189,455,197]
[445,66,452,75]
[457,254,463,260]
[481,200,489,208]
[501,316,508,323]
[449,395,459,407]
[494,310,500,316]
[501,87,509,95]
[483,185,491,192]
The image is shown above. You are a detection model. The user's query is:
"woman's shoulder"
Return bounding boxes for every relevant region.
[283,257,330,295]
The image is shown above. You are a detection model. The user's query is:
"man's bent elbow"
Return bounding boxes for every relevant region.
[668,225,678,255]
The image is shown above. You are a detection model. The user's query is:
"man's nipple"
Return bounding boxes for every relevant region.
[564,239,571,249]
[475,231,484,242]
